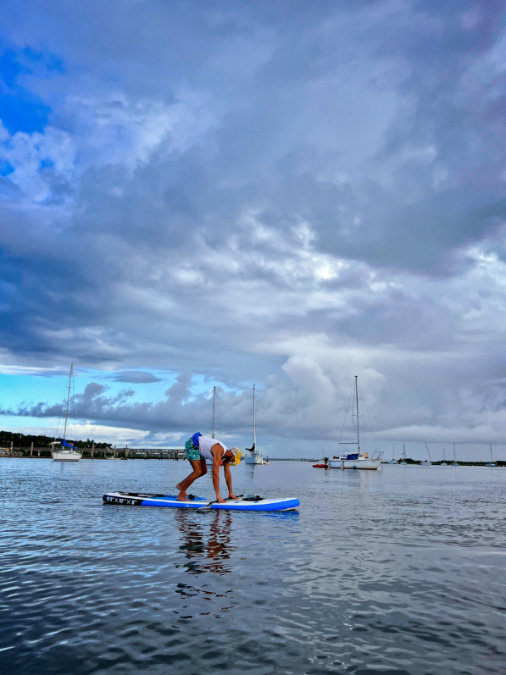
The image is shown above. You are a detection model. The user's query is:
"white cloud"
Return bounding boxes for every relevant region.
[0,124,76,201]
[64,88,217,171]
[1,1,506,456]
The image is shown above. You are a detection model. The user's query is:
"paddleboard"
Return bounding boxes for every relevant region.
[103,491,300,512]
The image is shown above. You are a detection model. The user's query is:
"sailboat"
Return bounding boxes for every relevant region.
[244,384,265,465]
[388,444,397,464]
[212,385,216,440]
[486,444,497,468]
[440,447,448,466]
[206,386,222,466]
[450,442,459,466]
[52,363,82,462]
[329,376,382,470]
[420,443,432,466]
[399,444,407,464]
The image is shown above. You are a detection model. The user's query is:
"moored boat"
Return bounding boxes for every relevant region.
[328,376,382,470]
[440,447,448,466]
[486,443,497,468]
[52,363,82,462]
[205,387,224,466]
[450,442,459,466]
[419,443,432,466]
[51,443,81,462]
[329,451,382,470]
[244,384,266,465]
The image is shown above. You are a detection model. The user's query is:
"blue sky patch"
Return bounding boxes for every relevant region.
[0,45,63,134]
[0,158,14,176]
[0,89,50,135]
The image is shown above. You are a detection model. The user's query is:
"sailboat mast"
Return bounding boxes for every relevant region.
[355,375,360,453]
[453,442,456,462]
[212,386,216,439]
[253,384,257,448]
[425,442,432,461]
[490,443,493,463]
[63,362,73,440]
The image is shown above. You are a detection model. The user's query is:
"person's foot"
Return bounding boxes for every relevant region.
[177,491,191,501]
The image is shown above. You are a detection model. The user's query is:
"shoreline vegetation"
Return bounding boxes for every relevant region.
[0,431,503,466]
[0,430,111,449]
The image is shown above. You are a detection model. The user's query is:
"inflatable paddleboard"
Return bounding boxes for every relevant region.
[103,492,299,512]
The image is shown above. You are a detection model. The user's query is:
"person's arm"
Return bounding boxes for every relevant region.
[223,462,236,499]
[212,446,225,502]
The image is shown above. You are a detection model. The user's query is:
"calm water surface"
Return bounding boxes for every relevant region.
[1,459,505,674]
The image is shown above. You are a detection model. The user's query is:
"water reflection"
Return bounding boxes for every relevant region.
[173,510,236,618]
[175,509,235,575]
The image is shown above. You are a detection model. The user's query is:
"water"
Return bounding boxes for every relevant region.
[1,459,505,674]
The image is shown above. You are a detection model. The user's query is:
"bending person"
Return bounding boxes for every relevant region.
[176,433,241,503]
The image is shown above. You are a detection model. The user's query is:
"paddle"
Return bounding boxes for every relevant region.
[196,494,244,512]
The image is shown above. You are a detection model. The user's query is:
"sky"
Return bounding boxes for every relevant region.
[1,0,506,461]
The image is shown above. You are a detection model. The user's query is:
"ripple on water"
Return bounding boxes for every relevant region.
[1,460,505,674]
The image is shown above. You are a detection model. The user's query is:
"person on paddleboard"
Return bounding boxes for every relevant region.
[176,433,241,503]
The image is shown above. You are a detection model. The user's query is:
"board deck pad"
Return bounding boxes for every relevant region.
[103,491,299,512]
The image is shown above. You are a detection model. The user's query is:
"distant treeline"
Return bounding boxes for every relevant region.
[0,430,111,449]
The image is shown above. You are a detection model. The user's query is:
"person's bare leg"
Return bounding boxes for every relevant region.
[177,459,204,500]
[176,459,195,490]
[177,459,206,489]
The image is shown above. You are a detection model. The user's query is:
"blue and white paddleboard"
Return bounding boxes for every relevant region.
[103,491,299,512]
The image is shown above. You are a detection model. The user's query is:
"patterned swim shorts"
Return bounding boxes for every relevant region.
[185,437,201,461]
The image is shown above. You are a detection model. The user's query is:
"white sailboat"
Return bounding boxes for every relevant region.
[389,443,397,464]
[420,443,432,466]
[212,385,216,440]
[486,443,497,468]
[52,363,82,462]
[450,442,459,466]
[206,386,220,466]
[399,443,407,465]
[244,384,265,465]
[440,447,448,466]
[329,376,382,470]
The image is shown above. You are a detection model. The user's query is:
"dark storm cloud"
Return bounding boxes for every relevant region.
[1,0,506,449]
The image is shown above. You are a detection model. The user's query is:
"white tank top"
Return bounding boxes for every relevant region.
[198,436,227,461]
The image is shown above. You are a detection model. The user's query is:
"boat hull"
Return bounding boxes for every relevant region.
[244,451,265,464]
[52,450,82,462]
[329,458,381,470]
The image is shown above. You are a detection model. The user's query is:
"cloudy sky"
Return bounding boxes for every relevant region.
[1,0,506,460]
